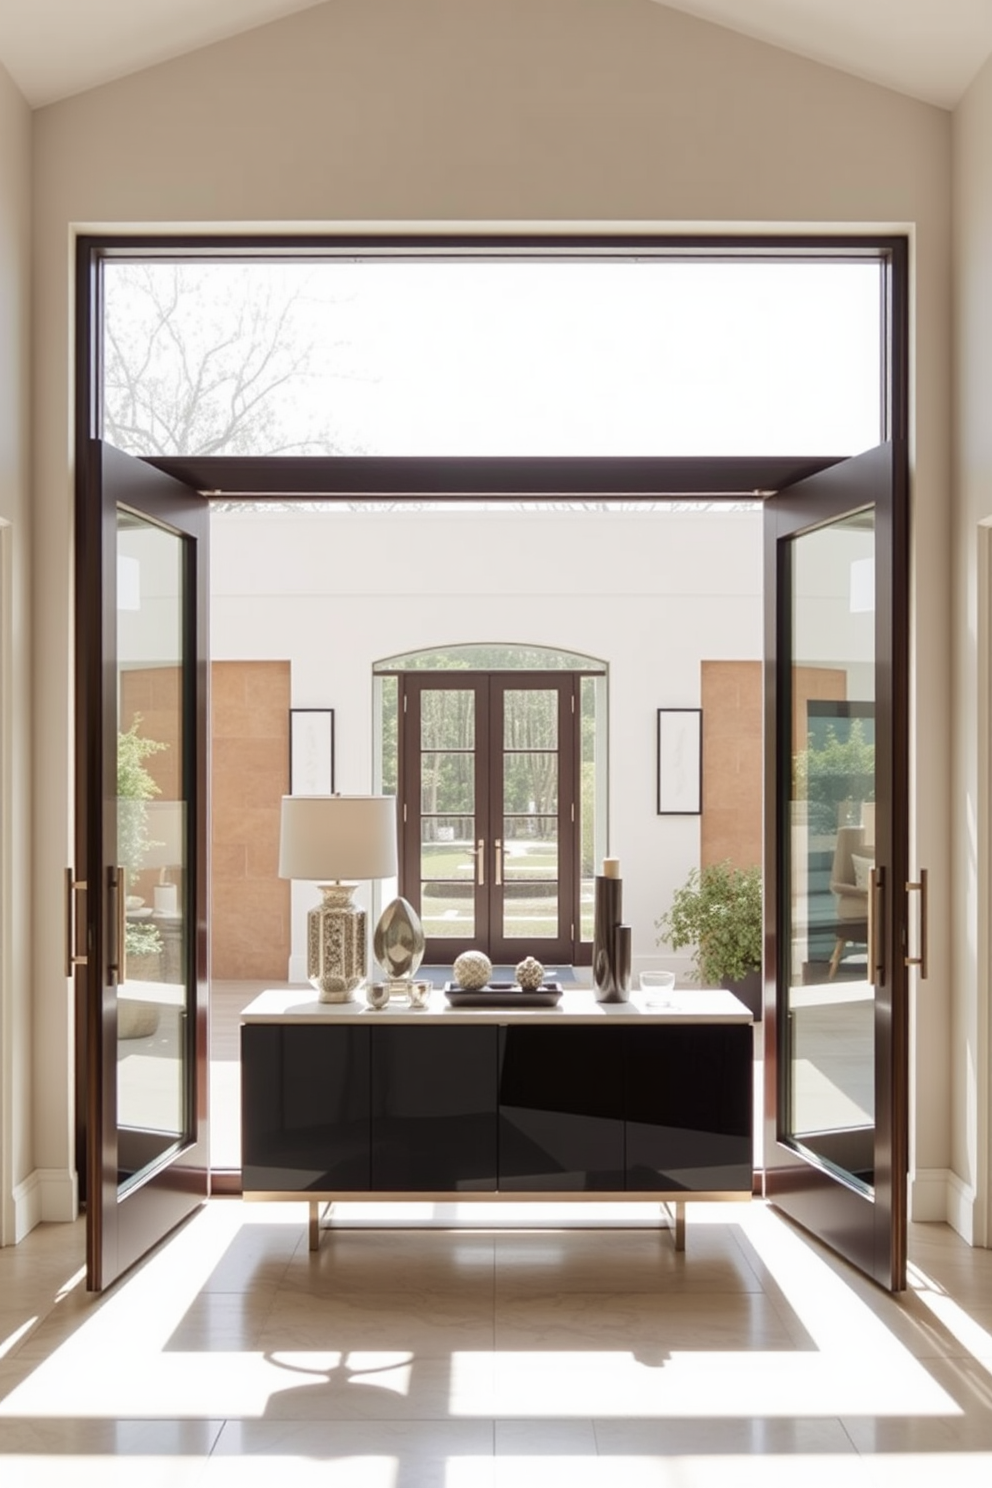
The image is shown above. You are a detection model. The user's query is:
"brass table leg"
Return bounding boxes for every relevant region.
[660,1201,686,1251]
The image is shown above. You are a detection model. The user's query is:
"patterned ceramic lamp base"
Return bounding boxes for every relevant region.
[307,882,367,1002]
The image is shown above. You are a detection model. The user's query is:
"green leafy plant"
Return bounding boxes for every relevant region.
[656,860,762,985]
[117,716,168,958]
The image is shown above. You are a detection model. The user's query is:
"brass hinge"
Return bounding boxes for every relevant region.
[571,802,575,823]
[403,802,408,823]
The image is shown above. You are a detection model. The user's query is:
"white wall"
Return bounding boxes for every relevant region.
[952,55,992,1246]
[0,58,36,1243]
[26,0,954,1232]
[212,506,763,979]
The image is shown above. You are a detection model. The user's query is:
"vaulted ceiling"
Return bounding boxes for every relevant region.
[0,0,988,110]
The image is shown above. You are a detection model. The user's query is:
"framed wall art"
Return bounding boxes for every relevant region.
[289,708,335,795]
[657,708,702,815]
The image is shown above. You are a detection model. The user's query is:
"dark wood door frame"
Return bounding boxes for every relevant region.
[762,441,909,1292]
[74,441,210,1292]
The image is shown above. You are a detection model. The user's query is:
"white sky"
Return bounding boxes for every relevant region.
[105,258,882,459]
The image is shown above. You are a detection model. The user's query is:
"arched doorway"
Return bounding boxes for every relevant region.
[374,643,606,966]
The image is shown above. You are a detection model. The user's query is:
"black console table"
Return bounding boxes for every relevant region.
[240,987,753,1251]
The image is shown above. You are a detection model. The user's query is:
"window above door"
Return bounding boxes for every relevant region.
[101,251,884,465]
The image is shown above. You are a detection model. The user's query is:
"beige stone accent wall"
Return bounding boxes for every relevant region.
[700,661,763,870]
[211,662,291,980]
[701,661,847,871]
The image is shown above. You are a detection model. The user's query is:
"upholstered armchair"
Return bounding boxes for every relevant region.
[828,824,873,978]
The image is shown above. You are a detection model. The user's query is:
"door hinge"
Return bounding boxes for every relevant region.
[571,694,576,713]
[403,802,407,823]
[403,695,408,713]
[571,802,575,823]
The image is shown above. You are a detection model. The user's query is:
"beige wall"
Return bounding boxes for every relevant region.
[211,662,290,981]
[0,57,34,1243]
[700,662,763,871]
[22,0,955,1231]
[952,55,992,1245]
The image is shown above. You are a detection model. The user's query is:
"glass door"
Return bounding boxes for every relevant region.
[398,673,578,966]
[74,441,209,1292]
[764,442,909,1291]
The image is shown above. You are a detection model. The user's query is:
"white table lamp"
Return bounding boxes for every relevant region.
[279,795,398,1003]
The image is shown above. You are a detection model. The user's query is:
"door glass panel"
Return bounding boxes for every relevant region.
[502,752,559,815]
[420,816,476,940]
[504,689,558,749]
[420,751,474,815]
[579,675,603,944]
[116,511,189,1193]
[420,817,476,880]
[421,689,474,750]
[786,511,876,1191]
[502,818,559,939]
[503,819,559,880]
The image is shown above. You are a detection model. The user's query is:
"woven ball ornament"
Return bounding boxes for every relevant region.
[453,950,493,990]
[515,956,545,991]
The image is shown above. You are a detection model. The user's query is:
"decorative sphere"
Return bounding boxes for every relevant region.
[453,950,493,990]
[515,956,545,991]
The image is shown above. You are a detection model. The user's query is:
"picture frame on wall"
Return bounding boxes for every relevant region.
[657,708,702,815]
[289,708,335,795]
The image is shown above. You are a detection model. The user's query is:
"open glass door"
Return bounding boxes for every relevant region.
[74,440,209,1292]
[763,441,909,1291]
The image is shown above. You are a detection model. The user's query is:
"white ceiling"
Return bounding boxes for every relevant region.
[0,0,989,110]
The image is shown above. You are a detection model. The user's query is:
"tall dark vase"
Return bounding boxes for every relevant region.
[593,875,630,1002]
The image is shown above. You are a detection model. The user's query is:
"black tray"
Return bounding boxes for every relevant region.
[444,981,564,1008]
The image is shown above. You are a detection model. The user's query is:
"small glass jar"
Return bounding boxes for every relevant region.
[365,981,391,1010]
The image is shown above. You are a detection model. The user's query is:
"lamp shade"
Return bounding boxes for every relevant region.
[141,800,185,869]
[278,795,397,882]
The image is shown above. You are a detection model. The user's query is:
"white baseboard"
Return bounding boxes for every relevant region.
[910,1166,988,1246]
[946,1169,985,1246]
[909,1167,953,1223]
[10,1172,42,1243]
[10,1168,79,1241]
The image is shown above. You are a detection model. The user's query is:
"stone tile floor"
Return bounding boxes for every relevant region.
[1,1198,992,1484]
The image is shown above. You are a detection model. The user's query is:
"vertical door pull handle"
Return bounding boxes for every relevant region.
[108,865,126,986]
[65,868,89,975]
[868,866,886,987]
[475,838,485,887]
[495,839,503,887]
[905,869,929,979]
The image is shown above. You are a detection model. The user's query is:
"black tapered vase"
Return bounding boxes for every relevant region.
[592,875,630,1003]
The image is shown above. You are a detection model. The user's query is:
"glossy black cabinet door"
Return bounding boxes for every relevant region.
[498,1026,625,1190]
[625,1025,753,1192]
[371,1026,498,1191]
[241,1025,370,1191]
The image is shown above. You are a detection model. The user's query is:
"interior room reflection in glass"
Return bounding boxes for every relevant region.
[786,511,876,1191]
[116,510,190,1191]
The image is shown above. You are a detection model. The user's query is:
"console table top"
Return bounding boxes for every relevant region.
[241,986,753,1025]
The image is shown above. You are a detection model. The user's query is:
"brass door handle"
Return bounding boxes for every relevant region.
[905,868,929,979]
[495,839,503,887]
[108,865,125,985]
[473,838,485,887]
[64,868,88,975]
[868,865,886,987]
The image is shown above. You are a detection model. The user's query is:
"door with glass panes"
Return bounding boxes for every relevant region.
[398,673,579,966]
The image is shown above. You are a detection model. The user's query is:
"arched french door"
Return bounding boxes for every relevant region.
[397,670,581,966]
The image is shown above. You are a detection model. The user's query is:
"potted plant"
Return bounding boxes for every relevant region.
[656,860,763,1018]
[118,717,168,962]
